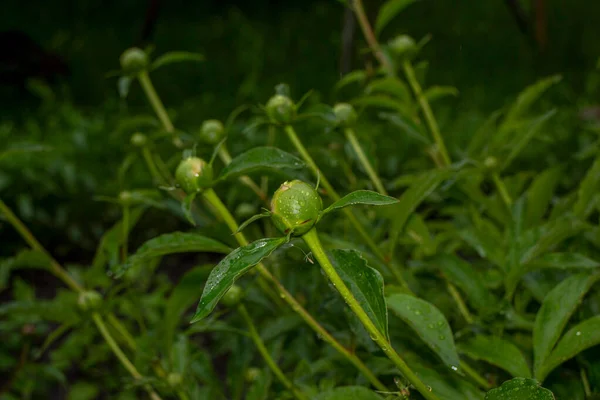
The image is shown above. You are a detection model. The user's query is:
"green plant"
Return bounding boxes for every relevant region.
[3,0,600,399]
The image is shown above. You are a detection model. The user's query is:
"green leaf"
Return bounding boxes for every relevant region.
[538,315,600,382]
[151,51,204,71]
[113,232,231,278]
[485,378,554,400]
[389,169,452,255]
[315,386,383,400]
[191,237,288,322]
[334,70,366,92]
[502,75,562,125]
[351,95,407,111]
[365,77,411,103]
[533,273,600,378]
[1,250,52,291]
[182,192,197,226]
[459,335,531,378]
[375,0,417,35]
[437,254,496,312]
[519,216,586,265]
[235,212,271,234]
[321,190,398,216]
[387,293,460,369]
[525,166,562,228]
[574,155,600,218]
[217,147,305,181]
[330,249,389,340]
[423,86,459,103]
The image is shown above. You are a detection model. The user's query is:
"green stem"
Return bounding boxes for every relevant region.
[93,313,163,400]
[460,360,491,390]
[121,204,130,263]
[238,304,308,400]
[581,366,591,397]
[218,147,268,202]
[446,282,473,324]
[137,71,175,134]
[352,0,394,75]
[402,62,451,167]
[302,228,439,400]
[492,172,512,208]
[142,147,169,186]
[107,312,137,351]
[0,199,83,293]
[201,189,388,391]
[284,126,409,289]
[344,128,388,195]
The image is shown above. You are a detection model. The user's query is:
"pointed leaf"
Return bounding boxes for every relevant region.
[334,70,366,93]
[502,75,561,125]
[315,386,383,400]
[519,216,586,265]
[423,86,459,103]
[574,155,600,218]
[235,212,271,234]
[330,249,389,340]
[113,232,231,278]
[533,273,600,377]
[365,77,411,103]
[538,315,600,382]
[459,335,531,378]
[182,192,197,225]
[387,293,460,369]
[389,169,452,255]
[375,0,418,35]
[525,166,562,227]
[151,51,204,71]
[485,378,554,400]
[191,237,288,322]
[321,190,398,216]
[217,147,305,181]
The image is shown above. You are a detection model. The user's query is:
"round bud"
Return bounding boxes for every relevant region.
[387,35,417,60]
[175,157,213,194]
[78,290,102,311]
[130,132,147,147]
[199,120,225,144]
[484,156,498,170]
[265,94,296,125]
[271,180,322,236]
[119,47,148,75]
[119,191,132,205]
[245,367,261,383]
[167,372,183,388]
[221,285,243,308]
[333,103,358,128]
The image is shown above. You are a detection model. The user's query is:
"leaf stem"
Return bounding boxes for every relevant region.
[201,189,388,391]
[137,71,175,134]
[142,147,170,187]
[0,198,83,293]
[238,304,308,400]
[344,128,388,195]
[459,360,491,390]
[352,0,394,75]
[217,146,268,202]
[106,312,138,351]
[446,282,473,324]
[92,313,163,400]
[301,228,438,400]
[492,172,512,208]
[121,204,130,263]
[402,62,451,167]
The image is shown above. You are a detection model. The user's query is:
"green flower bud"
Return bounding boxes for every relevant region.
[130,132,147,147]
[199,120,225,144]
[167,372,183,387]
[119,47,148,75]
[221,285,243,307]
[119,191,132,205]
[78,290,102,311]
[175,157,213,194]
[271,180,322,236]
[333,103,358,128]
[387,35,417,61]
[484,156,498,170]
[265,94,296,125]
[245,367,261,383]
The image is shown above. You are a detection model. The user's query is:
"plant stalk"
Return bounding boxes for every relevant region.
[121,204,130,263]
[344,128,388,195]
[93,313,163,400]
[218,146,268,202]
[138,71,175,134]
[460,360,491,390]
[302,228,439,400]
[238,304,308,400]
[201,188,388,391]
[284,126,409,288]
[446,282,473,324]
[492,172,512,208]
[0,198,83,293]
[352,0,394,75]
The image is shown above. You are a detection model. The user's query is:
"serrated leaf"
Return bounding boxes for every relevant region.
[151,51,204,71]
[191,237,288,322]
[315,386,383,400]
[375,0,417,35]
[538,315,600,382]
[437,254,496,312]
[321,190,398,216]
[330,249,389,340]
[389,169,452,255]
[533,273,600,377]
[485,378,554,400]
[387,293,459,369]
[459,335,531,378]
[113,232,231,278]
[217,147,305,182]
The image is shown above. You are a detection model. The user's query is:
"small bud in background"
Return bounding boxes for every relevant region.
[120,47,148,75]
[130,132,147,147]
[387,35,418,61]
[78,290,102,312]
[265,94,296,125]
[221,284,243,307]
[333,103,358,128]
[199,120,225,144]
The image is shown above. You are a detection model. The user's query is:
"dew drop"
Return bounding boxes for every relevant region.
[576,331,582,336]
[427,323,435,329]
[451,365,458,371]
